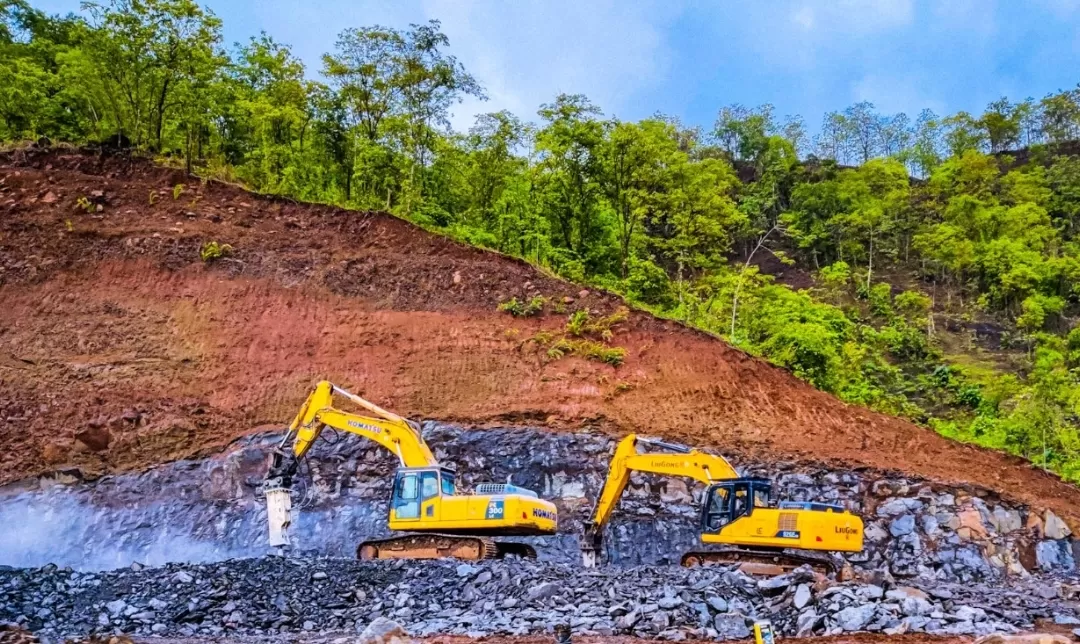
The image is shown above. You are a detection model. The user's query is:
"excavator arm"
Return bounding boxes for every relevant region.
[264,380,438,546]
[581,433,740,567]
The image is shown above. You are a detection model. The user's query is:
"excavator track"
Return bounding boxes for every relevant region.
[356,534,537,562]
[680,546,843,577]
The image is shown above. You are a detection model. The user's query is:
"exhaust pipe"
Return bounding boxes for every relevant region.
[266,486,293,547]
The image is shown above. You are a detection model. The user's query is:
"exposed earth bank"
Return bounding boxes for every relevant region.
[2,149,1079,531]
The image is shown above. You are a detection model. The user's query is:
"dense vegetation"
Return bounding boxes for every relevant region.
[6,0,1080,480]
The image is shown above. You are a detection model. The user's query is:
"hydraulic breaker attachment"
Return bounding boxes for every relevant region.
[581,522,602,568]
[266,486,293,547]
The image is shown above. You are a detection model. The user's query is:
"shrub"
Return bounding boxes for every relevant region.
[499,296,546,317]
[200,241,233,262]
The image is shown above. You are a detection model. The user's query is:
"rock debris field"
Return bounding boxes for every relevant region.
[4,557,1080,641]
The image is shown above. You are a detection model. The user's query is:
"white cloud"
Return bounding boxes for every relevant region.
[789,0,914,34]
[852,73,948,116]
[417,0,683,129]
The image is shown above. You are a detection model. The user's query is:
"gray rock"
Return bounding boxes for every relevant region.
[151,623,167,633]
[1037,540,1071,571]
[793,584,812,610]
[835,604,876,631]
[171,570,194,584]
[312,571,328,580]
[796,609,819,636]
[1045,511,1072,540]
[901,596,933,617]
[616,611,639,630]
[359,617,409,644]
[105,599,127,616]
[877,498,923,517]
[526,582,561,601]
[658,596,681,609]
[455,564,477,578]
[864,523,889,542]
[1054,614,1080,625]
[707,596,728,613]
[990,507,1022,533]
[890,515,916,537]
[757,575,792,595]
[713,613,750,639]
[921,515,940,538]
[953,606,986,623]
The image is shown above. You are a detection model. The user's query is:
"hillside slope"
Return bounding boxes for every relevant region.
[1,149,1078,527]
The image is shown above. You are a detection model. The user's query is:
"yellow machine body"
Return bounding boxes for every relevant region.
[386,465,557,535]
[581,434,864,571]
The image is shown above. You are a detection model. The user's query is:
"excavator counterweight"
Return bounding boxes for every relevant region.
[582,434,864,575]
[264,381,558,561]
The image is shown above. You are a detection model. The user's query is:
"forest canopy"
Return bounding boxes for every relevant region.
[7,0,1080,481]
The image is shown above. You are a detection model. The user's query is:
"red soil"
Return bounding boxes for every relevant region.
[0,149,1077,530]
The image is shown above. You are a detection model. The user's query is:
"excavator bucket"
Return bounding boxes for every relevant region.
[266,487,292,547]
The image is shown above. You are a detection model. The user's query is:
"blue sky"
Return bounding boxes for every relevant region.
[32,0,1080,134]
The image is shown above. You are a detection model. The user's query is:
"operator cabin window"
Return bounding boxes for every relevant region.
[421,471,439,500]
[441,473,456,496]
[395,473,420,519]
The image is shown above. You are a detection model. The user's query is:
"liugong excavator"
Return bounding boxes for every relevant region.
[581,434,863,574]
[263,381,558,560]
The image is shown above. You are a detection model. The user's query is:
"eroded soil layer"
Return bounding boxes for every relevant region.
[0,150,1078,530]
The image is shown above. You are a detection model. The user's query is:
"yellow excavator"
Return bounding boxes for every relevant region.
[581,434,863,574]
[263,381,558,560]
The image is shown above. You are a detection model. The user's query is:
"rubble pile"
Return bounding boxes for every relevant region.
[2,557,1079,641]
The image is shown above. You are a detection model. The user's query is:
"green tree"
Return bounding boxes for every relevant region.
[77,0,223,150]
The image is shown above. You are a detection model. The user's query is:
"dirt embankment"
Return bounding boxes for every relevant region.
[0,150,1077,527]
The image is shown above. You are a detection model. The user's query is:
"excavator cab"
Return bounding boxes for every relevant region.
[701,477,773,533]
[390,465,457,521]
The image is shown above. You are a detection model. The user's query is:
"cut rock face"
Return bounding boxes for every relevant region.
[0,424,1076,582]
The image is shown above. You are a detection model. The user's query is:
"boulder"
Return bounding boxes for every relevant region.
[793,584,812,610]
[1044,511,1072,540]
[901,596,933,617]
[835,604,876,631]
[890,515,916,537]
[877,498,923,517]
[713,613,750,640]
[864,523,889,542]
[957,508,988,539]
[796,610,820,636]
[991,507,1023,534]
[526,582,561,602]
[886,587,929,602]
[358,617,412,644]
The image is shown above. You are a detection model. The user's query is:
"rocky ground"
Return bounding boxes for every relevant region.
[3,557,1080,641]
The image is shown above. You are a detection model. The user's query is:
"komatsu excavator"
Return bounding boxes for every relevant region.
[581,434,863,575]
[263,381,558,560]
